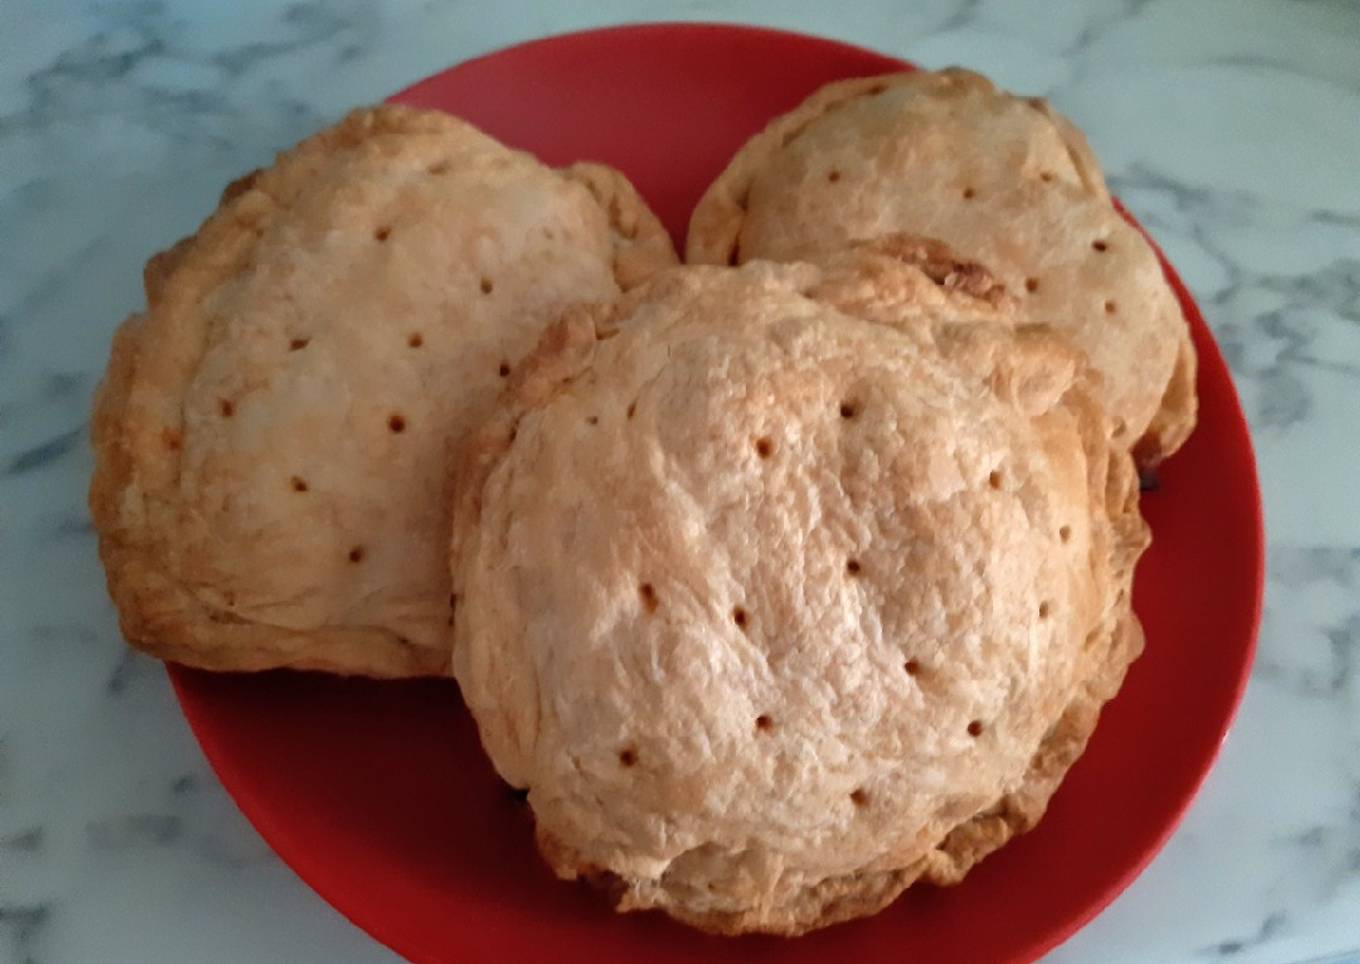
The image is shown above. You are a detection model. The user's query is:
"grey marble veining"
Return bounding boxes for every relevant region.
[3,1,1359,962]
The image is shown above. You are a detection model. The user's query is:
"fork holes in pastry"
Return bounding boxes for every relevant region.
[1059,525,1072,543]
[839,400,859,419]
[754,437,774,459]
[348,546,365,563]
[498,362,511,378]
[850,788,869,807]
[1039,601,1052,619]
[1092,239,1109,253]
[755,714,773,732]
[828,169,841,183]
[374,226,391,242]
[387,414,406,434]
[627,402,637,419]
[586,415,599,426]
[733,607,749,630]
[962,187,976,200]
[163,429,182,451]
[988,469,1003,490]
[867,83,888,95]
[1104,300,1117,314]
[639,582,659,613]
[289,337,310,351]
[290,476,308,493]
[967,720,984,738]
[480,276,494,294]
[407,332,423,348]
[1024,277,1039,293]
[218,399,234,418]
[1111,417,1127,438]
[846,559,862,577]
[428,161,450,175]
[618,746,638,767]
[1039,171,1055,182]
[904,659,921,677]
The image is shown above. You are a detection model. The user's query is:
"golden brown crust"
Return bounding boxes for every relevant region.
[90,104,675,678]
[90,310,449,678]
[450,249,1149,934]
[922,374,1147,887]
[538,824,923,936]
[838,233,1011,307]
[1135,330,1198,467]
[684,71,1041,268]
[687,67,1196,466]
[563,162,677,290]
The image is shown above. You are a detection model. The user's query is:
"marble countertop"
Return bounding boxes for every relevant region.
[3,1,1358,962]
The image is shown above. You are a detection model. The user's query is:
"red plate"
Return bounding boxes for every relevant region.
[170,24,1264,964]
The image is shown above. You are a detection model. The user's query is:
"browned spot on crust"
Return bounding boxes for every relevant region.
[857,235,1008,306]
[219,168,263,205]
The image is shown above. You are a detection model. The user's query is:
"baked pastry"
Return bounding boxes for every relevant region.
[90,104,676,677]
[687,67,1196,466]
[450,243,1149,934]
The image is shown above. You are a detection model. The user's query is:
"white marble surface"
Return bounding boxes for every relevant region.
[2,0,1358,961]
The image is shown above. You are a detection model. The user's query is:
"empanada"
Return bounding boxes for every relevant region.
[688,68,1195,466]
[450,244,1148,934]
[90,104,675,677]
